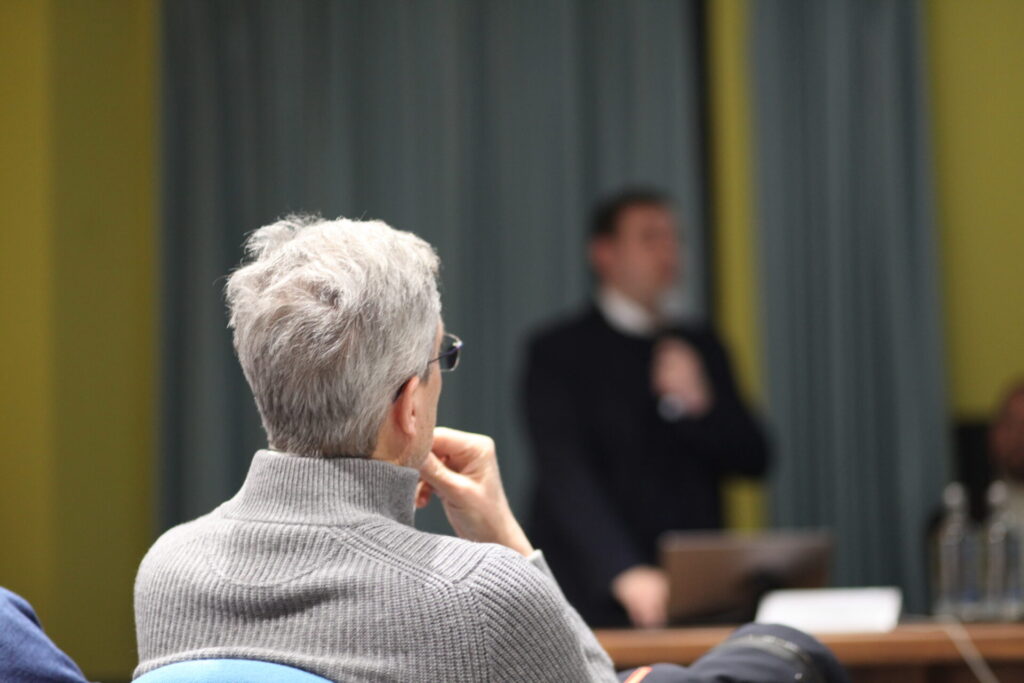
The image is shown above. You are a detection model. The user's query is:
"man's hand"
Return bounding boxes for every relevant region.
[611,565,670,628]
[651,338,713,418]
[417,427,535,557]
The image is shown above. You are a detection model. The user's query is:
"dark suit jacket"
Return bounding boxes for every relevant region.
[522,306,769,626]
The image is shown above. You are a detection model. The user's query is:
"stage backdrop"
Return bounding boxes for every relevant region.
[160,0,710,534]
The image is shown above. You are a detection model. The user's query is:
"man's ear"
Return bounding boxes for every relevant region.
[391,375,421,438]
[589,237,613,279]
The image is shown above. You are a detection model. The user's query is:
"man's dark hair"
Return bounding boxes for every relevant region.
[589,188,672,240]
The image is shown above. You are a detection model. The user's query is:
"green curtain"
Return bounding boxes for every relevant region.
[751,0,949,613]
[160,0,709,534]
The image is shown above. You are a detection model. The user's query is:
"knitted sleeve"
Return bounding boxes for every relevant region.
[466,547,618,683]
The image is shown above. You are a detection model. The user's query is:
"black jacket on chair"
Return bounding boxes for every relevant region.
[616,623,850,683]
[522,306,770,626]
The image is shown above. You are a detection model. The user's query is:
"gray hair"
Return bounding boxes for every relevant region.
[225,215,441,457]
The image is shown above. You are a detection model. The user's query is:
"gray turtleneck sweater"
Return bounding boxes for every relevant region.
[133,450,618,682]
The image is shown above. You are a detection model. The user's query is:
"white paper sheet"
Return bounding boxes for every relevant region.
[755,587,902,633]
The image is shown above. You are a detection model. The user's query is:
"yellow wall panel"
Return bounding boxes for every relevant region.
[708,0,766,531]
[49,1,157,676]
[928,0,1024,418]
[0,1,156,678]
[0,0,57,620]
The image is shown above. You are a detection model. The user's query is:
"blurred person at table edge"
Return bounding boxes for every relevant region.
[991,380,1024,516]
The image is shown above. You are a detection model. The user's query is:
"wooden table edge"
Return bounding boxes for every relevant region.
[595,624,1024,669]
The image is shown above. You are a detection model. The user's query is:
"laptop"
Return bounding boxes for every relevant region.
[658,530,833,624]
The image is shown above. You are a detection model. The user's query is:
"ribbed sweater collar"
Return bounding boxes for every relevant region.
[219,449,419,527]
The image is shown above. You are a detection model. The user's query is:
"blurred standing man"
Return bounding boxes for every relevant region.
[522,189,770,628]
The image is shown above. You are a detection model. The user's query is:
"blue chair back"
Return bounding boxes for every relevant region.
[133,658,333,682]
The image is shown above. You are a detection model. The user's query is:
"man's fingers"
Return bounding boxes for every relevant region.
[418,452,466,498]
[628,600,667,629]
[431,426,469,450]
[628,603,656,629]
[431,427,494,470]
[645,603,668,628]
[430,428,468,465]
[414,481,433,509]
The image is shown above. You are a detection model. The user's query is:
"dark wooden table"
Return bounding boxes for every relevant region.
[596,623,1024,682]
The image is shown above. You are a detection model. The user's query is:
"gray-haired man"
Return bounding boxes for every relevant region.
[133,216,619,682]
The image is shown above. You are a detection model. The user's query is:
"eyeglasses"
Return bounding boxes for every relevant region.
[430,332,462,372]
[393,332,463,402]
